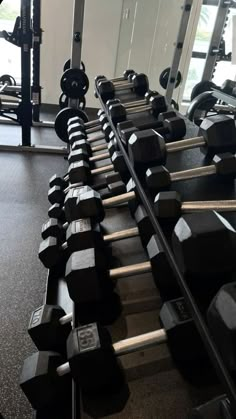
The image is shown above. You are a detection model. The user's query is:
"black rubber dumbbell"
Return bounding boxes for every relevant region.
[154,191,236,220]
[20,298,206,412]
[97,72,149,102]
[108,93,167,125]
[39,205,153,268]
[146,153,236,194]
[128,115,236,174]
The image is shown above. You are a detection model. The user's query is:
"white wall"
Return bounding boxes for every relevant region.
[41,0,123,107]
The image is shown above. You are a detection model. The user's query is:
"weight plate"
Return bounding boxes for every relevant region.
[190,81,217,111]
[55,107,89,143]
[60,68,89,99]
[63,59,86,73]
[159,67,182,90]
[0,74,16,86]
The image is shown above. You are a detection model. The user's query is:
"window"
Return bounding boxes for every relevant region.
[183,3,218,101]
[0,0,21,83]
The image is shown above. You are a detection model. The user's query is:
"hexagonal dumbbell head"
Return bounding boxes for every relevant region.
[75,189,105,222]
[109,103,126,126]
[67,323,127,395]
[111,151,129,183]
[41,218,64,240]
[208,282,236,374]
[38,236,61,268]
[163,117,186,140]
[213,153,236,178]
[71,139,92,155]
[68,148,89,165]
[48,203,65,222]
[199,115,236,157]
[132,73,149,95]
[64,185,91,222]
[154,191,182,219]
[117,120,137,150]
[108,138,118,157]
[146,166,171,192]
[134,205,154,247]
[149,94,167,117]
[49,174,67,189]
[172,211,236,280]
[126,178,139,216]
[20,351,70,410]
[128,130,166,173]
[66,218,105,252]
[48,185,64,205]
[67,160,91,184]
[147,235,179,301]
[28,305,71,352]
[65,248,112,304]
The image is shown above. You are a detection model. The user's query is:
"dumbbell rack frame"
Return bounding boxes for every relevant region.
[94,86,236,417]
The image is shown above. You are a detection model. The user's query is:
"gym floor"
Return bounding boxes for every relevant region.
[0,114,224,419]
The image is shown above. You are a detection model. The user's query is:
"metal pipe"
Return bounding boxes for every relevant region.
[171,165,216,182]
[109,261,152,279]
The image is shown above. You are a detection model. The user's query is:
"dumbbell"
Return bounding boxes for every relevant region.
[95,69,136,87]
[154,191,236,220]
[108,93,167,125]
[39,206,153,269]
[128,115,236,173]
[67,109,105,137]
[20,297,205,411]
[47,152,128,205]
[63,179,140,223]
[68,114,111,144]
[146,153,236,194]
[97,73,149,102]
[48,173,125,221]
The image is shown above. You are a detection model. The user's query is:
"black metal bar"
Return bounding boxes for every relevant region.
[95,83,236,415]
[32,0,42,122]
[20,0,32,146]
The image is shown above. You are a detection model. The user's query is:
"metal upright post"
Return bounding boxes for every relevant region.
[201,0,232,82]
[165,0,193,104]
[32,0,42,122]
[20,0,33,146]
[69,0,85,110]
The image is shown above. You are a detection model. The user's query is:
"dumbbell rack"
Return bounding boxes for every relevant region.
[35,93,236,418]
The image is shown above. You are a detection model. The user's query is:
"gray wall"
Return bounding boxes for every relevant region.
[41,0,123,107]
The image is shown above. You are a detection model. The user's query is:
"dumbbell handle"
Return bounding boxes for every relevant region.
[166,136,205,153]
[181,199,236,212]
[63,164,115,194]
[103,191,135,206]
[60,226,139,251]
[56,327,167,377]
[68,117,100,129]
[170,164,216,182]
[0,82,8,93]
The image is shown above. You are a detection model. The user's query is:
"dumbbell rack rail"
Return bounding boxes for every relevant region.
[95,86,236,417]
[35,100,236,418]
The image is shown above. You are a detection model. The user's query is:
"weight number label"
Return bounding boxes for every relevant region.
[78,324,100,353]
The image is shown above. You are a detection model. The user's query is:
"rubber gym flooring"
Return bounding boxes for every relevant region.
[0,116,222,419]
